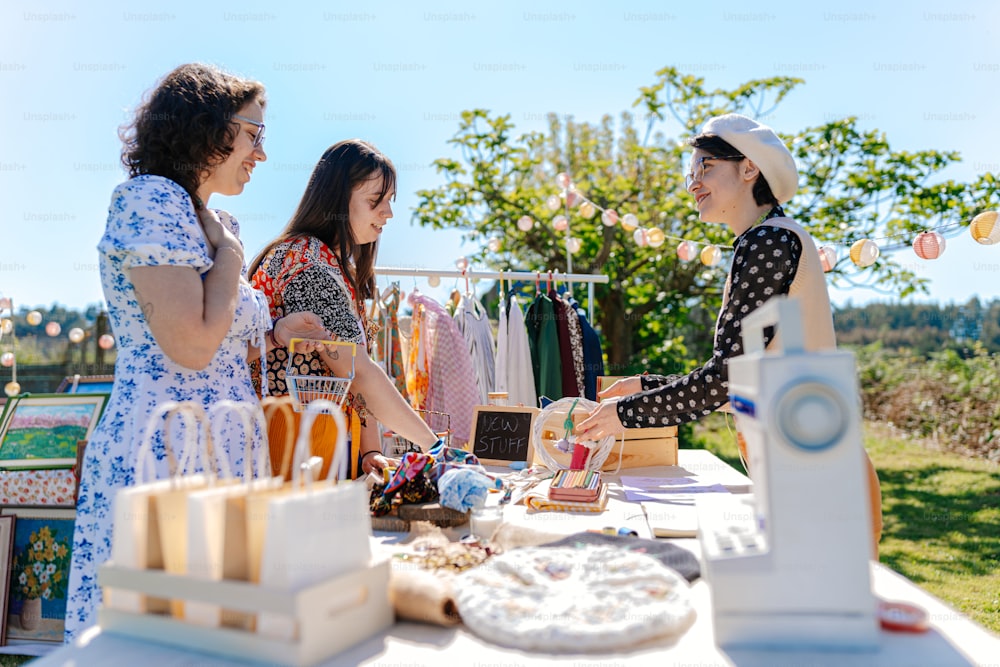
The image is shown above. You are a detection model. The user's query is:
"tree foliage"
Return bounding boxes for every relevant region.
[414,67,1000,372]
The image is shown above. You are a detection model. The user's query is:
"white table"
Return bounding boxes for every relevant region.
[28,450,1000,666]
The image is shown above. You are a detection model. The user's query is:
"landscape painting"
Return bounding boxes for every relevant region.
[0,395,108,469]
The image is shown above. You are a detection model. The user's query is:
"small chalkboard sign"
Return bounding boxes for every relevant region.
[469,405,539,465]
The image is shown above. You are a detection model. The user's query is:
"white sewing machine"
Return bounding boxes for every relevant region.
[697,296,878,650]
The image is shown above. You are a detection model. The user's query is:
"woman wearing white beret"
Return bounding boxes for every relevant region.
[576,113,883,551]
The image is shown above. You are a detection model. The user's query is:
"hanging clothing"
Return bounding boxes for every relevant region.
[453,293,496,405]
[377,283,409,401]
[565,293,605,401]
[408,289,480,447]
[406,304,430,411]
[524,292,563,402]
[498,294,537,408]
[548,289,581,398]
[557,291,586,398]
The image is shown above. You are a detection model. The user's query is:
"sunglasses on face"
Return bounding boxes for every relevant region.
[684,155,744,190]
[232,113,265,148]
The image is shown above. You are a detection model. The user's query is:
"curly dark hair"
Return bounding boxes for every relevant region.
[249,139,396,305]
[120,63,266,208]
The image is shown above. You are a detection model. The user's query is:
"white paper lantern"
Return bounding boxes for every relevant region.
[646,228,666,248]
[555,172,572,189]
[633,228,648,247]
[427,275,441,288]
[0,352,14,367]
[969,211,1000,245]
[579,201,596,219]
[567,237,582,253]
[849,239,880,268]
[553,215,569,232]
[455,256,470,271]
[601,209,618,227]
[546,195,561,211]
[4,381,20,397]
[517,215,534,232]
[487,237,502,253]
[700,244,722,266]
[68,327,86,343]
[621,213,639,231]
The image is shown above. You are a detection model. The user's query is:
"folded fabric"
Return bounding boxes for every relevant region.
[524,479,608,513]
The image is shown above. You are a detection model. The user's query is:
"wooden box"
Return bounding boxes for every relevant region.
[99,560,392,666]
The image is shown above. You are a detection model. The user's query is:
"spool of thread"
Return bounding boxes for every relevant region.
[570,442,590,470]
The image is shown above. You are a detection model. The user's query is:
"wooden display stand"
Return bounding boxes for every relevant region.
[98,560,392,666]
[530,404,677,471]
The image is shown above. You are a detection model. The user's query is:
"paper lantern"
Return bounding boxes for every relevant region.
[553,215,569,232]
[969,211,1000,245]
[4,381,20,397]
[455,256,470,271]
[849,239,880,267]
[579,201,596,219]
[646,227,666,248]
[677,240,698,262]
[621,213,639,232]
[565,191,580,208]
[567,237,582,253]
[45,322,62,337]
[700,244,722,266]
[487,237,502,253]
[98,334,116,350]
[818,245,838,273]
[601,209,618,227]
[555,172,571,189]
[912,231,946,260]
[26,310,42,326]
[68,327,86,343]
[546,195,561,211]
[0,297,10,310]
[1,319,11,334]
[427,275,441,288]
[517,215,534,232]
[0,352,14,367]
[633,229,648,247]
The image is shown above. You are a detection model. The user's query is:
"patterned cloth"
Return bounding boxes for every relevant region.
[616,221,803,427]
[249,235,369,424]
[0,469,77,506]
[66,175,270,642]
[453,293,496,405]
[376,283,408,400]
[454,545,695,651]
[407,290,480,447]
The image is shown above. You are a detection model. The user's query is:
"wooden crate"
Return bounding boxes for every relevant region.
[99,560,392,666]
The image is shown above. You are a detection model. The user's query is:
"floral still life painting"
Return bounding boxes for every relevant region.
[0,394,108,469]
[4,508,75,643]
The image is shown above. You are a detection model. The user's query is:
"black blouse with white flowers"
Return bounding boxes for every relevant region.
[616,223,802,428]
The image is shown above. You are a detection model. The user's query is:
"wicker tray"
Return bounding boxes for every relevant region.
[371,502,469,532]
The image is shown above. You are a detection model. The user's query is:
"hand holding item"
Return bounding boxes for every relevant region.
[361,451,394,476]
[598,376,642,400]
[574,399,626,442]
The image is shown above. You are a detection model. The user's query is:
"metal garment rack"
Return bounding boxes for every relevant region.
[373,267,609,322]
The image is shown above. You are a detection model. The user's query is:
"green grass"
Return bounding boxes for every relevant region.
[0,656,33,666]
[688,413,1000,634]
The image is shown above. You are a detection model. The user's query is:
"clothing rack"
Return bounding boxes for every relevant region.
[374,267,609,322]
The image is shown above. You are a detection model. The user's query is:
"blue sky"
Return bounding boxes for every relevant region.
[1,0,998,313]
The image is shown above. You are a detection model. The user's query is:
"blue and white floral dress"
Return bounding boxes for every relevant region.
[64,175,270,641]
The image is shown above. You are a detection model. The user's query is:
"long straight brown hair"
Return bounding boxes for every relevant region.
[249,139,396,304]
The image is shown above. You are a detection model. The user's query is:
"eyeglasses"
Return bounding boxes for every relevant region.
[232,113,265,148]
[684,155,744,190]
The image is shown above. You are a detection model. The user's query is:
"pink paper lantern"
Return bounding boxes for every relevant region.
[553,215,569,232]
[912,231,946,260]
[601,209,618,227]
[45,322,61,337]
[677,240,698,262]
[98,334,116,350]
[818,245,838,273]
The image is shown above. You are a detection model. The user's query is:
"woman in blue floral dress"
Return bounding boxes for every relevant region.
[64,63,327,642]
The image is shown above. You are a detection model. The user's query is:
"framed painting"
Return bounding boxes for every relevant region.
[0,516,14,646]
[0,394,109,470]
[56,375,114,395]
[2,507,75,644]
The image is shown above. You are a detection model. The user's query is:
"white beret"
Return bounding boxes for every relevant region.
[701,113,799,204]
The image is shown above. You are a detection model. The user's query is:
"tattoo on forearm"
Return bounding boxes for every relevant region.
[135,290,154,322]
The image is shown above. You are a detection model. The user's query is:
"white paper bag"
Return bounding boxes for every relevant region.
[106,401,211,614]
[185,400,283,629]
[251,400,373,639]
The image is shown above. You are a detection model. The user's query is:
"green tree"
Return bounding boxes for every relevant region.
[414,67,1000,372]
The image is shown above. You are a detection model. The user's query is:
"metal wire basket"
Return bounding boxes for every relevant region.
[284,338,356,412]
[384,409,451,455]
